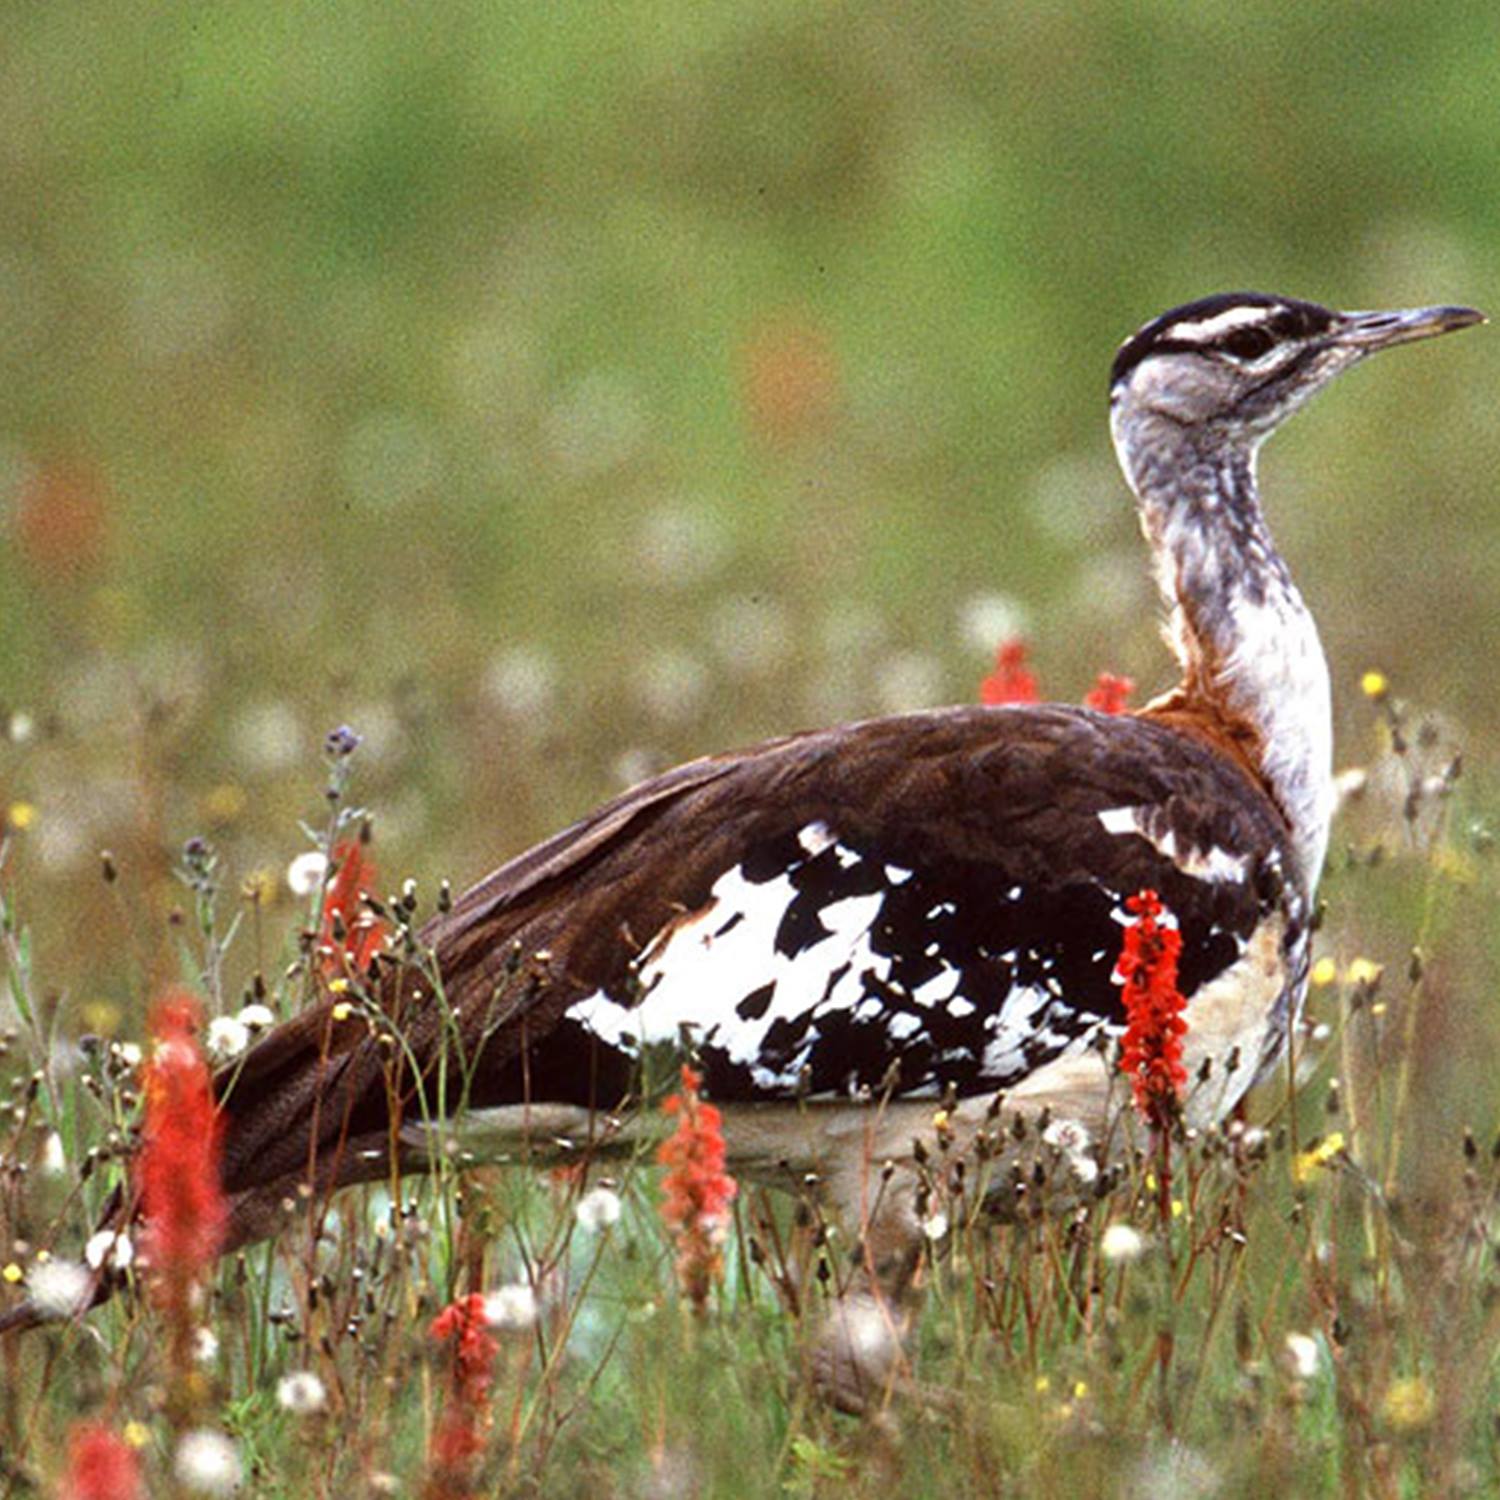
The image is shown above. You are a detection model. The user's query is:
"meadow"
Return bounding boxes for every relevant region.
[3,2,1500,1493]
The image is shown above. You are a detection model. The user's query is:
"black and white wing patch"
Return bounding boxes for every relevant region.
[561,804,1294,1104]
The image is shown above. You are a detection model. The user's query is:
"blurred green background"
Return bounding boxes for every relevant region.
[2,0,1498,1013]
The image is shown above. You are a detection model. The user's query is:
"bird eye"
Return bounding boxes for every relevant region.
[1219,327,1275,360]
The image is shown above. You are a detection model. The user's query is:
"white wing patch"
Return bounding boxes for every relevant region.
[1095,805,1249,884]
[562,819,1108,1098]
[565,824,905,1092]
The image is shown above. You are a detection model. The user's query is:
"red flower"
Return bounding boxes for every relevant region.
[137,990,226,1309]
[658,1066,738,1315]
[320,839,386,976]
[429,1293,499,1406]
[1116,890,1188,1128]
[979,639,1040,705]
[59,1423,142,1500]
[1085,672,1135,714]
[425,1294,499,1499]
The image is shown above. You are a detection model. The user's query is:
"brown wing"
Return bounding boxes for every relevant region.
[218,704,1305,1205]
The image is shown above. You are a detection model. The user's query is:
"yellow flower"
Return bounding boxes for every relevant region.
[327,978,350,995]
[241,868,278,905]
[123,1420,151,1449]
[1072,1380,1089,1400]
[1346,958,1383,987]
[1360,670,1389,700]
[1293,1131,1346,1183]
[1310,957,1338,987]
[80,1000,122,1037]
[5,802,36,831]
[1034,1374,1051,1393]
[1381,1375,1435,1432]
[1,1264,22,1284]
[330,1001,353,1021]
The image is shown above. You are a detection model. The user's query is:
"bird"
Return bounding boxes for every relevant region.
[3,292,1482,1406]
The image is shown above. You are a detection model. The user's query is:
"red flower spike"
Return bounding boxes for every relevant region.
[137,989,226,1314]
[657,1066,738,1315]
[320,839,387,977]
[1115,890,1189,1128]
[425,1294,499,1500]
[60,1422,142,1500]
[1085,672,1135,715]
[980,639,1040,705]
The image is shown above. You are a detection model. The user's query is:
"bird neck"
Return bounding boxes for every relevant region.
[1116,417,1332,888]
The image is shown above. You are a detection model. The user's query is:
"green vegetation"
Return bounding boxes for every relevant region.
[2,2,1499,1493]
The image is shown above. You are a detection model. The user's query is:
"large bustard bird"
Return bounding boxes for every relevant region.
[4,293,1483,1395]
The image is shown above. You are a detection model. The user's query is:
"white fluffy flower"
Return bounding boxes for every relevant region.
[204,1015,250,1062]
[237,1003,276,1032]
[921,1211,950,1242]
[40,1131,67,1178]
[483,1282,538,1331]
[1100,1223,1146,1264]
[1042,1117,1099,1184]
[1284,1332,1321,1379]
[84,1229,134,1272]
[27,1257,91,1318]
[286,851,329,897]
[194,1326,220,1363]
[173,1429,242,1495]
[575,1186,623,1232]
[276,1370,328,1414]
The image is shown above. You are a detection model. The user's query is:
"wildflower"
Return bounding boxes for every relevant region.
[432,1293,500,1403]
[575,1186,623,1232]
[324,724,363,758]
[60,1421,142,1500]
[1115,890,1188,1127]
[136,990,226,1334]
[1084,671,1134,714]
[1283,1331,1321,1379]
[194,1326,220,1363]
[658,1066,738,1314]
[41,1130,67,1178]
[1360,669,1389,701]
[1293,1131,1346,1183]
[1,1263,21,1283]
[1309,956,1338,987]
[1100,1223,1146,1264]
[6,800,37,831]
[27,1257,91,1318]
[240,868,277,905]
[276,1370,328,1414]
[320,839,386,976]
[172,1429,242,1496]
[237,1003,276,1032]
[427,1294,499,1493]
[1381,1375,1436,1432]
[204,1015,250,1063]
[979,638,1040,705]
[1346,957,1383,987]
[1042,1117,1099,1183]
[85,1228,133,1272]
[482,1282,539,1332]
[286,851,328,897]
[921,1210,950,1242]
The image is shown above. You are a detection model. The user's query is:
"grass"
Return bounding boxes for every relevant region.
[1,685,1498,1498]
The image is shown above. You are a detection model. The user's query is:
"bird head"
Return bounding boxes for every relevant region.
[1109,292,1483,454]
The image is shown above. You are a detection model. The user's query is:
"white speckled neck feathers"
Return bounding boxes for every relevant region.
[1112,415,1332,887]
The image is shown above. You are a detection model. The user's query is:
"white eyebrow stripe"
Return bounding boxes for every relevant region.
[1169,305,1284,342]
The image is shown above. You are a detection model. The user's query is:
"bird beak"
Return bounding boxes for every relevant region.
[1334,304,1486,351]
